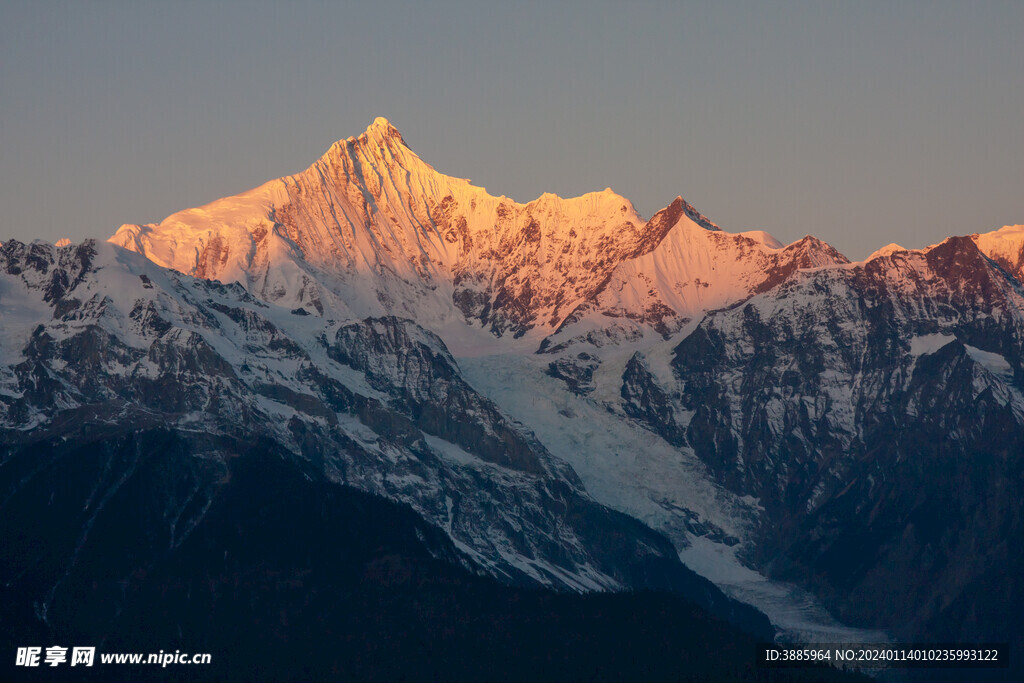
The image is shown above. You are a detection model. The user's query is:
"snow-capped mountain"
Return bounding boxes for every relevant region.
[98,120,1024,647]
[110,118,846,352]
[4,118,1023,667]
[101,118,869,636]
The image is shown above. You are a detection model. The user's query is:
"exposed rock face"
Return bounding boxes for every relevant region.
[620,352,688,448]
[546,352,601,396]
[668,237,1024,642]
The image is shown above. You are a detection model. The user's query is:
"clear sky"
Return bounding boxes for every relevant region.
[2,1,1022,259]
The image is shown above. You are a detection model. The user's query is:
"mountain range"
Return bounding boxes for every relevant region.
[3,117,1022,679]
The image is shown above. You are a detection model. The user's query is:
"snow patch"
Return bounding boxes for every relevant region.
[736,230,784,249]
[908,333,956,356]
[964,344,1013,377]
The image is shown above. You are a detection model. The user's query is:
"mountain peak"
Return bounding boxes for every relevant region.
[866,243,907,261]
[314,116,418,176]
[356,116,406,147]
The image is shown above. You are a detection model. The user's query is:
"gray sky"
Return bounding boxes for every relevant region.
[2,0,1022,259]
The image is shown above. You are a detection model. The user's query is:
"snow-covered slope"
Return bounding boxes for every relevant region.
[540,199,847,351]
[973,224,1024,283]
